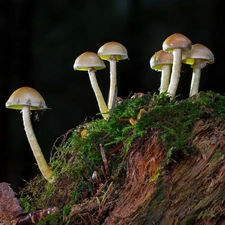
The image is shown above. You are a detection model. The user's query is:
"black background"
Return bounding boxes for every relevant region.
[0,0,223,191]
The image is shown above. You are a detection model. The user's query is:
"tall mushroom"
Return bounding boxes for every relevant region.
[150,50,173,93]
[162,33,192,99]
[5,86,54,183]
[73,51,109,119]
[97,41,128,112]
[182,43,215,97]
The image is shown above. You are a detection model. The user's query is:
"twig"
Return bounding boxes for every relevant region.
[100,144,110,177]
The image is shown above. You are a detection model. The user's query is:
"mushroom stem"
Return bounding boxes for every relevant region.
[160,64,171,93]
[189,66,201,97]
[167,49,182,98]
[108,56,117,111]
[88,68,109,119]
[22,105,54,183]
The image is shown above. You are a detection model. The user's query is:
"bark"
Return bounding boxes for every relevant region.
[104,118,225,225]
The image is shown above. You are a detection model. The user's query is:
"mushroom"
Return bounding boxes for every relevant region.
[73,51,109,119]
[162,33,192,98]
[150,50,173,93]
[5,86,54,183]
[182,43,215,97]
[97,41,128,112]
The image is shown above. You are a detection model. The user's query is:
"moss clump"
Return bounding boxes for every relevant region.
[19,91,225,224]
[137,91,225,163]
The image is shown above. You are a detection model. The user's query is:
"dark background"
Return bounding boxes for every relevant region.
[0,0,223,191]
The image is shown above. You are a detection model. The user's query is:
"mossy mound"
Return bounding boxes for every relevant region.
[19,91,225,224]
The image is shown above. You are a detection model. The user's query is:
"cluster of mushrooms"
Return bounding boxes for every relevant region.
[73,41,129,120]
[150,33,215,98]
[4,33,215,184]
[4,41,129,184]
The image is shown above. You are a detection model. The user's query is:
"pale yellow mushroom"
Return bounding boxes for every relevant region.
[5,86,54,183]
[97,41,128,112]
[73,51,109,119]
[182,43,215,97]
[150,50,173,93]
[162,33,192,99]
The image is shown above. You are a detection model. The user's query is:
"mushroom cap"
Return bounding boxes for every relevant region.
[182,43,215,68]
[150,50,173,71]
[5,86,48,110]
[73,51,106,71]
[97,41,128,61]
[162,33,192,52]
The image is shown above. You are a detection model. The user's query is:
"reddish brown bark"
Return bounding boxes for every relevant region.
[103,118,225,225]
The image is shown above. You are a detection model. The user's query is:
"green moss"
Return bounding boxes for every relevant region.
[19,91,225,224]
[136,91,225,164]
[36,213,60,225]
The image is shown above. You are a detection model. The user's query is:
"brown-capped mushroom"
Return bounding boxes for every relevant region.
[150,50,173,93]
[5,86,54,183]
[162,33,192,98]
[73,51,109,119]
[97,41,128,112]
[182,43,215,97]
